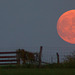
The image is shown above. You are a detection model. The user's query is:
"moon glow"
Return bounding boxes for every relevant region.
[57,10,75,44]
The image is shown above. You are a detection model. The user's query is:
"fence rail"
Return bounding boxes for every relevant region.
[0,59,17,62]
[0,63,17,65]
[0,52,17,54]
[0,56,16,58]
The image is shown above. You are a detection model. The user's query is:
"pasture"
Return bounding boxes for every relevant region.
[0,68,75,75]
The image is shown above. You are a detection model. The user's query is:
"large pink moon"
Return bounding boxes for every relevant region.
[57,10,75,44]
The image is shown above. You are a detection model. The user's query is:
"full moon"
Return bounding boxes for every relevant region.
[57,10,75,44]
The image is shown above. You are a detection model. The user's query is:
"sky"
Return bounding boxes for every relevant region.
[0,0,75,50]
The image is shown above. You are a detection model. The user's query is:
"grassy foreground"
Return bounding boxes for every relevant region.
[0,68,75,75]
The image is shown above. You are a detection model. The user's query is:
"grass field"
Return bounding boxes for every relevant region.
[0,68,75,75]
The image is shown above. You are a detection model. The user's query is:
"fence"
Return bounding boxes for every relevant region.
[0,51,19,65]
[41,46,75,64]
[0,46,43,66]
[0,46,74,65]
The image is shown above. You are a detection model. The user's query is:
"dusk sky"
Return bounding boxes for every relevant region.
[0,0,75,50]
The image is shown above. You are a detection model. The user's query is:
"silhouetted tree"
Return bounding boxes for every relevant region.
[64,51,75,63]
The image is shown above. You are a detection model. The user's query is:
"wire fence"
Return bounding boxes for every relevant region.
[41,47,75,64]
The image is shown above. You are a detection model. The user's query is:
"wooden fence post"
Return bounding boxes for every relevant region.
[56,52,59,64]
[16,50,20,65]
[39,46,43,68]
